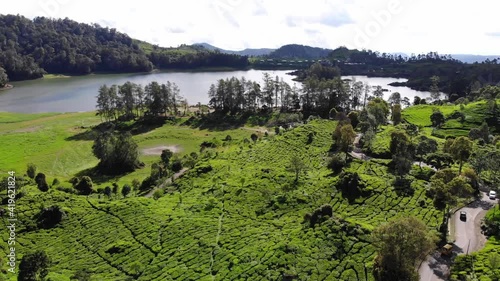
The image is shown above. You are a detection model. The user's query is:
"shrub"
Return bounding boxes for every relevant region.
[132,179,140,190]
[122,185,132,197]
[52,178,60,186]
[153,189,164,200]
[304,204,334,227]
[171,159,183,173]
[36,206,66,229]
[26,163,37,179]
[75,176,93,195]
[224,135,232,141]
[35,173,49,192]
[328,152,348,173]
[194,164,213,175]
[250,133,258,143]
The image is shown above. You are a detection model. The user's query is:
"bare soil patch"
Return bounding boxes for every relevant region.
[142,145,182,155]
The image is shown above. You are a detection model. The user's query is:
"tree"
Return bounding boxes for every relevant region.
[430,109,445,128]
[347,111,360,128]
[18,250,51,281]
[367,98,390,129]
[449,137,473,173]
[333,121,356,153]
[121,184,131,197]
[26,163,37,179]
[288,155,307,182]
[250,133,258,143]
[391,104,402,125]
[388,92,401,105]
[390,131,415,179]
[415,136,438,167]
[171,159,183,173]
[75,176,93,195]
[92,131,140,174]
[160,149,174,166]
[429,173,474,210]
[104,186,112,198]
[430,76,441,101]
[470,147,500,187]
[35,173,49,192]
[0,66,8,87]
[372,217,437,281]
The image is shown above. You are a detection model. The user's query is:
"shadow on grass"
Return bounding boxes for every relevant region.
[66,117,170,141]
[74,166,131,185]
[182,112,272,131]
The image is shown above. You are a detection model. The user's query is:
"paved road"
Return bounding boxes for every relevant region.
[418,192,495,281]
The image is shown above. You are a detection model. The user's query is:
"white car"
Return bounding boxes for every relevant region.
[490,191,497,200]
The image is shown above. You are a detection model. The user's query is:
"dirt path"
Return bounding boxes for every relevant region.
[141,145,182,156]
[144,168,189,198]
[418,192,496,281]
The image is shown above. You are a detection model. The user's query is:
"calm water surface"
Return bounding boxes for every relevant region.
[0,70,433,113]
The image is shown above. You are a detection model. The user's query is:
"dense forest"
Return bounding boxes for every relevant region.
[0,15,249,82]
[0,15,153,80]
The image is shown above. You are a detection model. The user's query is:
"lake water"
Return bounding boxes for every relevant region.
[0,70,434,113]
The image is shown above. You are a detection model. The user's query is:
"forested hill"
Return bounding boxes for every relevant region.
[0,15,250,82]
[267,44,332,59]
[0,15,154,81]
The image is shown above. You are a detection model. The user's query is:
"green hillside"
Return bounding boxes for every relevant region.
[0,114,443,280]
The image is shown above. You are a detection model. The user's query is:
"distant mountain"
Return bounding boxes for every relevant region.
[267,44,332,59]
[192,43,275,56]
[449,54,500,64]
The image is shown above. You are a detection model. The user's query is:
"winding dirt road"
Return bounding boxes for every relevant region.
[419,192,496,280]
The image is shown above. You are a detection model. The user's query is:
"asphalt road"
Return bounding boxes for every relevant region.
[419,192,496,281]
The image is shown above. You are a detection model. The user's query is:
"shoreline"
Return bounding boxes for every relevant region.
[0,84,14,91]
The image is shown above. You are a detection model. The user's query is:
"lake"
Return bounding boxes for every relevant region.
[0,70,435,113]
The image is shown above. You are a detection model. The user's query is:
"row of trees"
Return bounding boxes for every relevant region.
[149,50,248,69]
[208,69,393,118]
[96,81,185,121]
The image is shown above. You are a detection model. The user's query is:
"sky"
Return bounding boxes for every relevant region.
[3,0,500,55]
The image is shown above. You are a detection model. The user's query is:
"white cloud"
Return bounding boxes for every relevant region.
[3,0,500,54]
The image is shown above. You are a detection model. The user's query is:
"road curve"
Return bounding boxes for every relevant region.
[419,192,495,281]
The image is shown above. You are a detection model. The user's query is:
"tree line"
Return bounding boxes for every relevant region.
[208,66,388,118]
[96,81,186,122]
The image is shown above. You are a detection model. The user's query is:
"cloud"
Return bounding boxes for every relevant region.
[286,8,353,28]
[486,32,500,37]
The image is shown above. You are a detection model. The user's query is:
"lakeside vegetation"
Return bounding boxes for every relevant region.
[1,13,500,281]
[1,60,499,279]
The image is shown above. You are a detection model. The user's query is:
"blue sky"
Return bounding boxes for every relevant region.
[4,0,500,55]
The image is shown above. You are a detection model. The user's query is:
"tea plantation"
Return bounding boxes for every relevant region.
[0,114,445,281]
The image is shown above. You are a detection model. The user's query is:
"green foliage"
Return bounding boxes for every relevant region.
[0,66,7,87]
[18,250,51,281]
[449,136,473,173]
[372,217,437,281]
[391,104,402,125]
[36,206,66,229]
[431,109,445,128]
[0,117,447,281]
[121,185,132,197]
[26,163,37,179]
[75,176,94,195]
[160,149,173,166]
[92,131,141,174]
[35,172,49,192]
[0,15,152,81]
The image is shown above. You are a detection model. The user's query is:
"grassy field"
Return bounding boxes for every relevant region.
[402,100,498,138]
[0,113,444,280]
[0,112,258,189]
